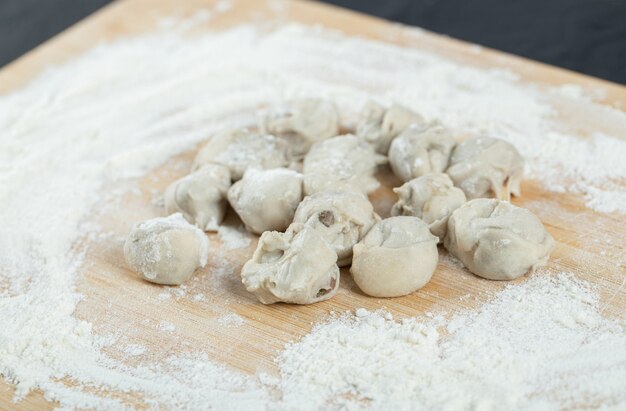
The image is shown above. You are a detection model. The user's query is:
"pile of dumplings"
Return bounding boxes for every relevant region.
[124,98,555,304]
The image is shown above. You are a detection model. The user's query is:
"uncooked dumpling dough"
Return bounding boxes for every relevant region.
[302,173,367,198]
[124,213,208,285]
[391,173,466,241]
[292,190,379,266]
[351,216,438,297]
[388,125,457,183]
[192,128,290,180]
[446,137,524,200]
[356,101,425,154]
[228,168,303,234]
[444,199,555,281]
[303,134,387,195]
[261,98,340,157]
[165,164,231,231]
[240,224,339,304]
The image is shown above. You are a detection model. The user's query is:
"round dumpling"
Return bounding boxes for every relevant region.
[391,173,466,241]
[356,101,425,154]
[228,168,303,234]
[444,199,555,280]
[388,125,457,183]
[445,137,524,200]
[260,98,339,157]
[292,190,379,266]
[165,164,231,231]
[351,216,438,297]
[240,224,339,304]
[124,214,208,285]
[303,134,387,195]
[192,128,290,180]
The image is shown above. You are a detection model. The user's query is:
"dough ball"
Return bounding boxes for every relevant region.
[165,164,231,231]
[260,98,340,157]
[444,199,555,281]
[446,137,524,200]
[388,125,457,183]
[351,216,438,297]
[192,128,290,180]
[302,173,367,197]
[356,101,425,154]
[124,213,208,285]
[391,173,466,241]
[293,190,379,266]
[228,168,303,234]
[241,224,339,304]
[303,134,387,195]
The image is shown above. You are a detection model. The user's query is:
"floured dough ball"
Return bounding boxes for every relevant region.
[293,190,379,266]
[192,128,290,180]
[228,168,303,234]
[356,101,425,154]
[124,213,208,285]
[303,135,387,195]
[261,98,340,157]
[351,216,438,297]
[391,173,466,241]
[165,164,231,231]
[388,125,457,183]
[446,137,524,200]
[240,224,339,304]
[444,199,555,281]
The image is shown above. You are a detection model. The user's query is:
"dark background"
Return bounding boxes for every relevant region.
[1,0,625,84]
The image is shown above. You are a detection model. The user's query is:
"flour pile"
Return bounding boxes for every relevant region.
[0,14,625,410]
[277,273,626,410]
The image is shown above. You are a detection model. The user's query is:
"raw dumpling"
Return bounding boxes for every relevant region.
[228,168,303,234]
[240,224,339,304]
[445,137,524,200]
[444,199,555,281]
[192,128,290,180]
[292,190,379,266]
[165,164,231,231]
[391,173,466,241]
[124,213,208,285]
[302,173,367,197]
[303,134,387,195]
[351,216,438,297]
[260,98,340,157]
[388,125,457,183]
[356,101,425,154]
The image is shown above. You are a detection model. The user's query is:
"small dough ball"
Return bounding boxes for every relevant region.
[241,224,339,304]
[391,173,466,241]
[124,213,208,285]
[261,98,340,157]
[192,128,290,180]
[165,164,231,231]
[389,125,457,182]
[228,168,303,234]
[293,190,379,266]
[303,134,387,195]
[356,101,425,154]
[351,216,438,297]
[444,199,555,281]
[446,137,524,200]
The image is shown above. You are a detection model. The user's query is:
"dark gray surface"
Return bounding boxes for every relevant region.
[1,0,625,84]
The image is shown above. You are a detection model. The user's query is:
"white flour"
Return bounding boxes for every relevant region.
[277,273,626,410]
[0,13,624,410]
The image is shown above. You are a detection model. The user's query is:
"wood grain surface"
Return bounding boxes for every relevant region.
[1,0,624,409]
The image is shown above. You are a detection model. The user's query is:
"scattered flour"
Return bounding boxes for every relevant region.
[0,12,624,410]
[217,225,253,249]
[276,273,626,410]
[122,344,147,357]
[218,313,246,328]
[158,321,176,332]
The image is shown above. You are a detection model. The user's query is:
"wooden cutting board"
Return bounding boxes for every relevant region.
[1,0,624,409]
